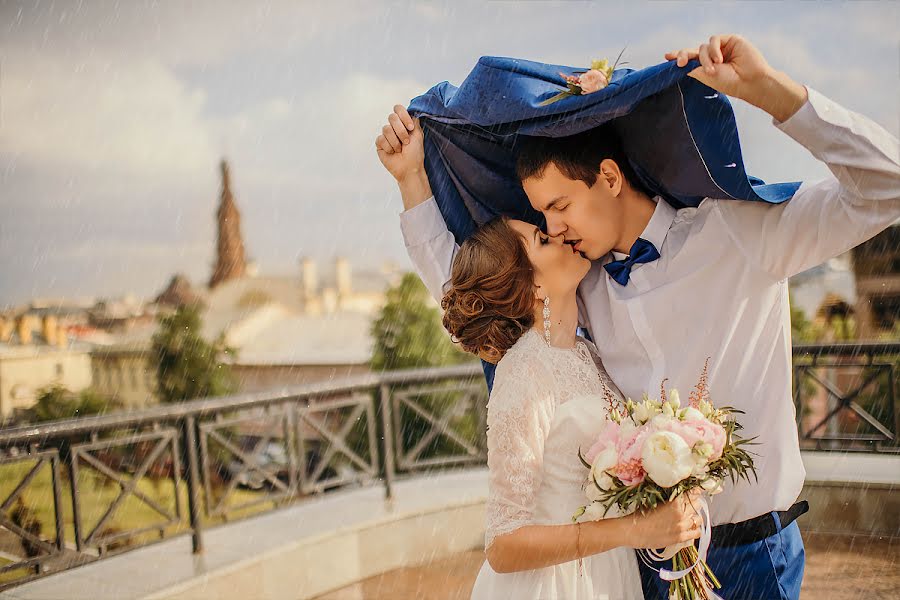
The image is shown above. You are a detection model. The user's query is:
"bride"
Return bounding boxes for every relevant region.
[376,115,701,599]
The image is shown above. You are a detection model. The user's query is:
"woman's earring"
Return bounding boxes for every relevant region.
[543,296,551,345]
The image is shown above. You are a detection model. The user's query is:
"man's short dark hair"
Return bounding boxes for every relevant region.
[514,124,644,192]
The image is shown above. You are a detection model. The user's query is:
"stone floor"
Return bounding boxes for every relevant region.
[312,532,899,600]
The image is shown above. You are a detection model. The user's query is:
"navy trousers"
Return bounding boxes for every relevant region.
[637,515,806,599]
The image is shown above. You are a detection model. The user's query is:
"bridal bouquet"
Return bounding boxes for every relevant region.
[573,360,756,600]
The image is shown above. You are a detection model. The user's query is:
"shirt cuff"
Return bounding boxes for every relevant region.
[399,196,449,247]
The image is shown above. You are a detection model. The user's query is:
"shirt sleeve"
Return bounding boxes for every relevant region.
[399,197,459,304]
[483,354,554,551]
[714,86,900,281]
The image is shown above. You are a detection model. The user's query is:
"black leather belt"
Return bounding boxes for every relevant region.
[710,500,809,547]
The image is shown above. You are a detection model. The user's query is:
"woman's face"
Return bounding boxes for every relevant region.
[507,219,591,299]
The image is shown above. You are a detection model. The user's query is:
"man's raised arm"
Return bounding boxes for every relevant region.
[376,105,459,304]
[667,34,900,280]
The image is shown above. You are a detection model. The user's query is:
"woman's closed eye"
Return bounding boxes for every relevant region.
[539,235,550,245]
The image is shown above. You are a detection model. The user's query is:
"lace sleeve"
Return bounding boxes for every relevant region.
[483,352,555,551]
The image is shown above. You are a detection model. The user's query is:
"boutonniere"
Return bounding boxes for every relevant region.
[539,48,627,107]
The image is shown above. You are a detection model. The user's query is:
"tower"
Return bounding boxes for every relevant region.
[209,160,247,288]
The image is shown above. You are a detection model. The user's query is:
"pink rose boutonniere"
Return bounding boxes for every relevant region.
[539,49,627,107]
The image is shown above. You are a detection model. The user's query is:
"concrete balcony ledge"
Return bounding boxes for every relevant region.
[801,450,900,487]
[4,453,897,600]
[1,468,490,600]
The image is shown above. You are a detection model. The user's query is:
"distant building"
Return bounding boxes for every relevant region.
[852,224,900,338]
[0,314,92,422]
[86,323,160,410]
[788,254,856,323]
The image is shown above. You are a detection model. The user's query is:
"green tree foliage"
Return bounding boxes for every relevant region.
[790,293,816,343]
[30,384,111,423]
[365,274,480,476]
[151,303,237,403]
[370,273,474,371]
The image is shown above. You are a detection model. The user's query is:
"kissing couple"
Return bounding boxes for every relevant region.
[375,34,900,600]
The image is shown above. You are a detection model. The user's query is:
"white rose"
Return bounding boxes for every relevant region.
[590,445,618,490]
[680,407,707,422]
[582,502,609,521]
[650,414,672,429]
[591,470,615,491]
[591,444,617,473]
[641,431,694,488]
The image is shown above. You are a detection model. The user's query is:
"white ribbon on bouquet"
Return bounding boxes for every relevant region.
[639,496,724,599]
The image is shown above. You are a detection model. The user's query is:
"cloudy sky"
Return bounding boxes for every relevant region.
[1,1,897,308]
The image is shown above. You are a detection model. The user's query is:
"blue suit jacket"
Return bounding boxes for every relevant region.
[407,56,801,390]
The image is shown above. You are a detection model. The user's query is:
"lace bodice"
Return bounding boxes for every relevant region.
[483,328,622,550]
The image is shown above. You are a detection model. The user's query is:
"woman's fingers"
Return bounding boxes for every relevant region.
[665,47,699,67]
[699,43,715,74]
[709,35,724,62]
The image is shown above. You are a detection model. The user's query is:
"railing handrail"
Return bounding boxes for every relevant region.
[4,342,898,445]
[0,363,484,446]
[792,342,900,356]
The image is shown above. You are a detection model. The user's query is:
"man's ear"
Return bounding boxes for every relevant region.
[599,158,624,197]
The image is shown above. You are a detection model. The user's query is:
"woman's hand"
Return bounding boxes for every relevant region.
[375,105,425,183]
[623,490,703,549]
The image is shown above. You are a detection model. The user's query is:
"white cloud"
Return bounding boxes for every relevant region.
[1,53,217,178]
[209,72,428,193]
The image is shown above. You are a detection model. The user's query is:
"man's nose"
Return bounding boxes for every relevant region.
[545,216,566,237]
[547,231,566,245]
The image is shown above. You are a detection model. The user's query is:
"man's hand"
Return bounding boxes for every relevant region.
[376,105,425,183]
[665,34,808,123]
[376,104,432,210]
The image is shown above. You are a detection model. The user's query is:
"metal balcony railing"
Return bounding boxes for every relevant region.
[1,343,897,589]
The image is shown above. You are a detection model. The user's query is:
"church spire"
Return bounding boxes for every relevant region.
[209,159,247,288]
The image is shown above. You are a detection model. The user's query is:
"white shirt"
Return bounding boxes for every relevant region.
[399,86,900,526]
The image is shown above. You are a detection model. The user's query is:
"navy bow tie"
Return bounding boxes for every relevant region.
[604,238,660,286]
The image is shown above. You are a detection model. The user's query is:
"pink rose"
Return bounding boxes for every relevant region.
[614,458,646,486]
[667,419,726,460]
[585,421,620,464]
[577,69,609,94]
[618,425,651,464]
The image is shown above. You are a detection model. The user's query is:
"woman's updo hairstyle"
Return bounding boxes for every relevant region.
[441,217,536,363]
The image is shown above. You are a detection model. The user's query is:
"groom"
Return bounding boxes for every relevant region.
[377,34,900,599]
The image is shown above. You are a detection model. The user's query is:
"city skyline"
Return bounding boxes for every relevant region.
[2,1,898,308]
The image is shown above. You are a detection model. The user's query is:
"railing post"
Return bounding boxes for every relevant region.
[50,455,65,554]
[379,383,396,503]
[182,415,204,553]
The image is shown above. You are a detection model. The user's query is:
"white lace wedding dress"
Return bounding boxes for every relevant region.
[470,327,643,600]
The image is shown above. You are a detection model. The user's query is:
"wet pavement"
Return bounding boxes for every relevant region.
[312,532,899,600]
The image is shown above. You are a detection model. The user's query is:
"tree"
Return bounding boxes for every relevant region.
[367,274,479,476]
[370,273,474,371]
[151,303,237,404]
[790,293,815,344]
[30,384,112,423]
